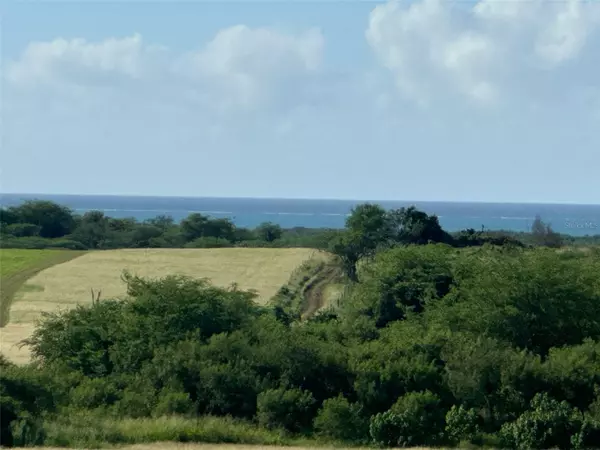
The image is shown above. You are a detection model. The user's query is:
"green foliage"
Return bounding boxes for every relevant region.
[0,364,54,447]
[499,393,586,450]
[70,211,109,248]
[8,200,76,238]
[70,377,122,410]
[256,387,316,432]
[153,388,195,417]
[3,226,600,449]
[313,395,368,442]
[431,248,600,355]
[345,244,454,327]
[369,391,445,447]
[25,299,124,377]
[445,404,481,443]
[3,223,41,237]
[386,206,452,245]
[255,222,283,242]
[0,236,87,250]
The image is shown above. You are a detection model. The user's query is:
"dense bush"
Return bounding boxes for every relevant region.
[256,388,316,432]
[369,391,446,448]
[445,405,481,444]
[313,395,368,442]
[499,393,587,449]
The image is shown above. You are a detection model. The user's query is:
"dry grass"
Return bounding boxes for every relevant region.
[0,249,86,325]
[1,248,323,363]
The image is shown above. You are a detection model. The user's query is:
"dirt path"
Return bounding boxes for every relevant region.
[300,264,342,319]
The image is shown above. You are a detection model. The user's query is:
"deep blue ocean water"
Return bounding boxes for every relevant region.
[1,193,599,237]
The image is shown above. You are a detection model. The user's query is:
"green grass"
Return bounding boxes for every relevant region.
[0,249,86,326]
[39,414,352,449]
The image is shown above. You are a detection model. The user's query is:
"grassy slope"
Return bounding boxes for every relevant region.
[0,249,86,326]
[270,252,346,320]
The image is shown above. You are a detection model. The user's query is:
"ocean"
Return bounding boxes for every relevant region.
[1,193,599,237]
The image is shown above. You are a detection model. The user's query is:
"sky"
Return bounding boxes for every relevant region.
[1,0,599,204]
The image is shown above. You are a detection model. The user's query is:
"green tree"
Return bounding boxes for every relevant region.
[12,200,75,238]
[314,395,368,442]
[346,203,389,250]
[430,248,600,356]
[387,206,451,245]
[255,222,283,242]
[257,388,316,432]
[144,215,175,231]
[180,213,210,242]
[329,230,367,282]
[129,225,163,248]
[344,244,454,327]
[369,391,446,447]
[3,223,41,238]
[70,210,109,248]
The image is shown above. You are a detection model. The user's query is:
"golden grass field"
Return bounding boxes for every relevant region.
[1,248,323,364]
[0,249,86,326]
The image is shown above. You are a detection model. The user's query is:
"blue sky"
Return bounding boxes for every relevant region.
[2,0,599,203]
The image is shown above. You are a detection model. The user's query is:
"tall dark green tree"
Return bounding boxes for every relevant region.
[387,206,451,245]
[180,213,210,242]
[255,222,283,242]
[70,210,109,248]
[10,200,75,238]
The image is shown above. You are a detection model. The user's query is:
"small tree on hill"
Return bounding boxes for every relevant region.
[531,215,563,248]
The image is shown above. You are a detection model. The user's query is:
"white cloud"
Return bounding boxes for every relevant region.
[6,34,168,88]
[173,25,324,112]
[6,26,325,114]
[367,0,600,107]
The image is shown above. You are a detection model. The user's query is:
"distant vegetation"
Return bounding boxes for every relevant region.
[0,200,339,251]
[2,201,600,449]
[1,199,598,253]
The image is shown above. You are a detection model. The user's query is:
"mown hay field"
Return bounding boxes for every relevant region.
[1,248,324,364]
[0,249,86,326]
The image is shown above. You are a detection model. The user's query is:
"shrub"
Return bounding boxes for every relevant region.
[47,238,87,250]
[0,365,54,447]
[70,377,122,410]
[369,391,445,447]
[313,395,368,442]
[153,388,195,417]
[499,393,585,450]
[256,388,316,432]
[114,386,156,418]
[3,223,41,237]
[445,404,480,443]
[185,237,232,248]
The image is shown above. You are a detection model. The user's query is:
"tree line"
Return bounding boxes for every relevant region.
[1,199,584,254]
[0,200,334,250]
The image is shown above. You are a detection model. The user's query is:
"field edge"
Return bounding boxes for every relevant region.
[0,250,87,327]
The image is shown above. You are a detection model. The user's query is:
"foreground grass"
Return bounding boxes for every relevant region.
[0,249,85,326]
[32,415,361,449]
